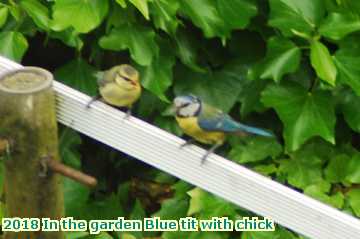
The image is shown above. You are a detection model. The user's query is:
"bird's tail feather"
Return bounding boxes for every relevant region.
[236,123,274,137]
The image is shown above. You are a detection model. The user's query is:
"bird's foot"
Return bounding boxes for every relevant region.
[180,139,195,149]
[201,152,211,164]
[86,95,101,109]
[200,143,222,165]
[124,108,132,119]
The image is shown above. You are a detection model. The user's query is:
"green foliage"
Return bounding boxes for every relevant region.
[229,137,282,163]
[242,227,297,239]
[319,13,360,40]
[0,6,9,28]
[268,0,324,37]
[99,24,159,66]
[51,0,109,33]
[310,40,337,86]
[348,189,360,217]
[249,37,301,82]
[20,0,50,31]
[55,58,98,95]
[262,82,335,151]
[1,0,360,238]
[0,31,28,62]
[334,40,360,96]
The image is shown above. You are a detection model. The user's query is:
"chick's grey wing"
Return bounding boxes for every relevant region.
[94,71,108,87]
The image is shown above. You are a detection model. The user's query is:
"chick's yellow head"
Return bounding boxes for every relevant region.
[114,64,140,85]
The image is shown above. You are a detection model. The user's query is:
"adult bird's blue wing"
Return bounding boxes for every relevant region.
[198,104,273,137]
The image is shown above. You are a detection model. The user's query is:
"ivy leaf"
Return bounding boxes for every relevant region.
[99,24,159,66]
[20,0,50,30]
[129,0,150,20]
[304,181,344,209]
[188,232,229,239]
[117,234,137,239]
[187,187,204,216]
[310,40,337,86]
[138,40,175,102]
[268,0,325,37]
[173,181,193,198]
[130,199,146,220]
[65,231,90,239]
[342,1,360,16]
[345,153,360,184]
[348,189,360,217]
[8,4,21,21]
[324,154,350,183]
[187,187,238,219]
[150,0,179,34]
[51,0,109,33]
[164,231,227,239]
[136,90,166,118]
[261,82,336,151]
[242,227,297,239]
[319,13,360,40]
[334,47,360,96]
[94,233,113,239]
[59,128,82,169]
[279,154,323,190]
[174,29,205,72]
[162,231,192,239]
[63,178,90,217]
[216,0,257,29]
[54,58,97,95]
[250,37,301,82]
[238,79,267,117]
[229,137,282,163]
[154,116,183,136]
[82,194,124,220]
[126,200,145,239]
[174,64,244,112]
[49,29,83,51]
[107,3,132,29]
[180,0,228,39]
[116,0,127,8]
[153,197,189,219]
[0,31,28,62]
[253,164,278,176]
[0,7,8,28]
[153,182,191,221]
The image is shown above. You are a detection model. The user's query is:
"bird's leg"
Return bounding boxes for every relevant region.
[86,94,102,108]
[201,143,222,164]
[180,138,195,148]
[124,107,132,119]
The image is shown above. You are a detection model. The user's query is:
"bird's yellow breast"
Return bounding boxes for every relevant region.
[99,82,141,107]
[176,116,225,145]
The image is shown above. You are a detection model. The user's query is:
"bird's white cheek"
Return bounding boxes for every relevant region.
[179,104,199,117]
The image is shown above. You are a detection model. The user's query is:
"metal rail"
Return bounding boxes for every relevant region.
[1,56,359,239]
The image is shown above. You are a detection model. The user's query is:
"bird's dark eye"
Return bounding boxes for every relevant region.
[117,73,131,82]
[182,103,190,107]
[123,77,132,82]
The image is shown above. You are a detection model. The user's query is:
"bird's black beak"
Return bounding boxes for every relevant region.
[162,105,176,116]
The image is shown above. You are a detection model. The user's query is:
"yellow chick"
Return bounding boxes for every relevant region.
[87,64,141,117]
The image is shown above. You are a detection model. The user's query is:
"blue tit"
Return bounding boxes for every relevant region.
[87,64,142,117]
[173,95,273,163]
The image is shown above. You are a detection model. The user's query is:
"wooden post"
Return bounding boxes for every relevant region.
[0,67,64,239]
